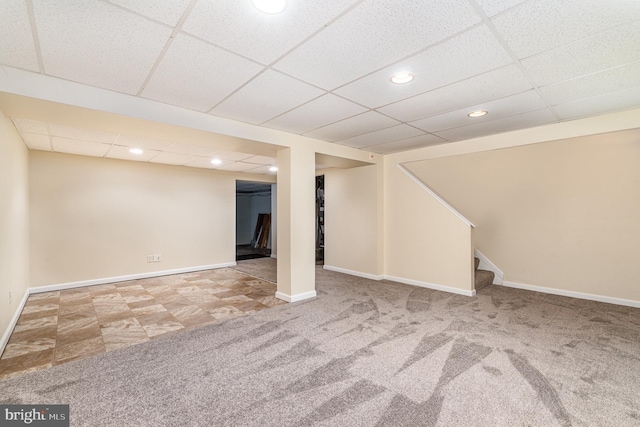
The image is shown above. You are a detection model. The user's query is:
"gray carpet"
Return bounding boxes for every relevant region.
[1,263,639,426]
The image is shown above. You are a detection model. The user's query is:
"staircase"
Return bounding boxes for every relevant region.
[474,257,495,291]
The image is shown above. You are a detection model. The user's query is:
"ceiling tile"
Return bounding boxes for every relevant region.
[366,134,448,154]
[244,165,277,175]
[0,1,39,71]
[182,0,357,65]
[378,64,532,122]
[539,61,640,106]
[211,70,325,124]
[211,150,254,162]
[522,22,640,87]
[338,125,424,149]
[185,157,235,169]
[12,118,48,134]
[553,87,640,121]
[48,123,117,143]
[217,162,263,172]
[21,133,51,151]
[141,33,264,111]
[243,155,277,165]
[105,145,160,161]
[165,142,216,157]
[472,0,528,17]
[108,0,191,26]
[334,24,513,108]
[114,134,174,151]
[304,111,400,142]
[273,0,480,89]
[148,152,199,166]
[411,90,548,133]
[492,0,640,59]
[433,108,558,142]
[33,0,172,94]
[263,94,367,134]
[52,137,111,157]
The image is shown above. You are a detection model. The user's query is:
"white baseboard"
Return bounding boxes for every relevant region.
[270,254,277,259]
[384,275,476,297]
[0,290,30,358]
[323,265,383,281]
[474,249,503,285]
[275,290,317,303]
[30,262,237,294]
[502,281,640,308]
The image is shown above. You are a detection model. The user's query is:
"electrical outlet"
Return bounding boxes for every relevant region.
[8,291,12,305]
[153,254,162,262]
[147,255,153,263]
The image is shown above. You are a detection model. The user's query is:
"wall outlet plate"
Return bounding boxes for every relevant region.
[147,255,153,263]
[153,254,162,262]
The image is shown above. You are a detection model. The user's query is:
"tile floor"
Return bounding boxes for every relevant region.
[0,267,285,380]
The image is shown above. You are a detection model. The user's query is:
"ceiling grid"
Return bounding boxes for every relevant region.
[0,0,638,172]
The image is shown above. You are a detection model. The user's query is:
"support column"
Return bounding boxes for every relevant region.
[275,146,316,302]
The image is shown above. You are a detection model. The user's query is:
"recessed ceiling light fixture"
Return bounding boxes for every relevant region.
[129,148,143,155]
[252,0,287,14]
[390,72,415,84]
[211,158,222,165]
[468,110,488,118]
[269,166,278,172]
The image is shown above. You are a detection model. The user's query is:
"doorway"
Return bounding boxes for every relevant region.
[236,181,273,261]
[316,175,324,264]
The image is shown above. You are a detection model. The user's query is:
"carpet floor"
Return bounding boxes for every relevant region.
[1,263,639,426]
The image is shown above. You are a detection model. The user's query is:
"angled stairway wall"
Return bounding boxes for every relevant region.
[404,128,640,305]
[384,159,475,295]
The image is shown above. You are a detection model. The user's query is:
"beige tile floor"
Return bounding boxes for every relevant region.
[0,267,285,380]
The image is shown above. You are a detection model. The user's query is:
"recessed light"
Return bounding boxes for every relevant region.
[269,166,278,172]
[251,0,287,14]
[211,158,222,165]
[468,110,488,118]
[129,148,143,155]
[390,72,415,84]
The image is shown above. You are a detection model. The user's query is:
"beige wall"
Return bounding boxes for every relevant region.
[324,165,381,276]
[384,157,474,292]
[29,151,273,286]
[405,128,640,301]
[276,146,316,299]
[0,112,30,341]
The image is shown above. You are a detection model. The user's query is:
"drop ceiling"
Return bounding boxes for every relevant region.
[1,0,639,162]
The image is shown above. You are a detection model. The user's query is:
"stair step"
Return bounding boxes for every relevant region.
[474,257,480,270]
[475,269,494,291]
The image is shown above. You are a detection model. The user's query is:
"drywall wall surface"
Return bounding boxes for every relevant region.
[384,158,474,291]
[0,112,30,341]
[324,165,380,276]
[405,128,640,301]
[276,146,316,298]
[29,151,242,286]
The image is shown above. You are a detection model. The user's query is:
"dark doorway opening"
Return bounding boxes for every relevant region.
[316,175,324,264]
[236,181,272,261]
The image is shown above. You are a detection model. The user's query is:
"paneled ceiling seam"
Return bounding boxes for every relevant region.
[465,0,561,121]
[362,132,447,152]
[25,0,44,74]
[102,133,121,158]
[324,21,486,95]
[135,0,199,97]
[204,0,369,114]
